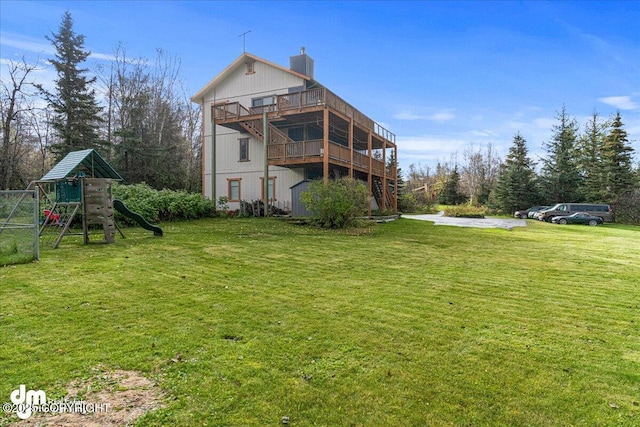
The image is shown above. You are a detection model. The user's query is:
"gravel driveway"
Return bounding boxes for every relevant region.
[403,212,527,230]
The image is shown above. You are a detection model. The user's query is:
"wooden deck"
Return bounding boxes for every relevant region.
[212,87,397,210]
[213,87,396,146]
[266,139,385,174]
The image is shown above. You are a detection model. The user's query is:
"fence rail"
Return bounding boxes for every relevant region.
[0,189,39,263]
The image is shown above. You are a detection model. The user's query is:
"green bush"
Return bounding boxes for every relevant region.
[112,183,216,225]
[443,205,486,218]
[301,177,368,228]
[399,191,437,213]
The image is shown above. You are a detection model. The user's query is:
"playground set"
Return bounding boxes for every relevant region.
[5,149,162,249]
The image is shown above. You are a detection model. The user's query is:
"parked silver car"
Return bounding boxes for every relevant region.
[513,206,550,219]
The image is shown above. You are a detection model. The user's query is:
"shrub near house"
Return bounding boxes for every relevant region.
[301,177,368,228]
[113,183,216,225]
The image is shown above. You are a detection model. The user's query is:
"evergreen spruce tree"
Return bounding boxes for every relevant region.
[600,112,636,201]
[493,133,540,213]
[41,11,104,161]
[438,166,466,205]
[386,151,405,196]
[540,106,582,202]
[578,111,608,202]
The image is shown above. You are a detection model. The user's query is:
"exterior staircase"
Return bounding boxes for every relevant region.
[238,116,295,146]
[372,176,394,211]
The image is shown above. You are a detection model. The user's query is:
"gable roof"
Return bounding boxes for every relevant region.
[191,52,312,103]
[40,149,123,181]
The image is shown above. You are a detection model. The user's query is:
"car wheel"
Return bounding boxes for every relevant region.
[588,220,598,226]
[520,214,527,219]
[558,218,567,225]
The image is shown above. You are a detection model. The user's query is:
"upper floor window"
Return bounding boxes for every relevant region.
[245,60,255,75]
[239,138,249,162]
[252,96,275,113]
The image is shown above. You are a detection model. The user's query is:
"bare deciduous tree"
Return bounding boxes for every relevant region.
[460,143,501,205]
[0,57,44,189]
[96,45,201,190]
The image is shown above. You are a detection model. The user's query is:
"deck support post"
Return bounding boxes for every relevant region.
[367,132,372,217]
[323,108,329,183]
[211,113,216,203]
[263,110,269,216]
[348,118,354,178]
[394,144,398,211]
[382,140,387,211]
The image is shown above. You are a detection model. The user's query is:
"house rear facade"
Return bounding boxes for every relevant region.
[191,49,397,214]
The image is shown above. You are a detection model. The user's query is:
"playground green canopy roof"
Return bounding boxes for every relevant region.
[40,149,123,181]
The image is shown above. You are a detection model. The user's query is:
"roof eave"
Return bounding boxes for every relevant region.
[190,52,311,104]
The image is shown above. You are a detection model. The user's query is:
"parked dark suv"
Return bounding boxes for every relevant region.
[537,203,613,223]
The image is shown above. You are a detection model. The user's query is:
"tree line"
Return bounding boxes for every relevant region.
[401,106,638,223]
[2,13,637,223]
[1,11,201,191]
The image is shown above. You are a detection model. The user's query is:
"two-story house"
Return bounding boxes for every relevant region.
[191,49,397,214]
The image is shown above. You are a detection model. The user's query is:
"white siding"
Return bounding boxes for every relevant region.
[200,60,307,211]
[219,167,305,211]
[212,61,305,101]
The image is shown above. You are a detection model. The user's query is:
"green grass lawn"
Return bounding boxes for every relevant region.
[1,218,639,426]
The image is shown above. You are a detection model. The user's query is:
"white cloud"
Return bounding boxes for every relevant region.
[393,109,455,122]
[396,135,468,168]
[394,111,430,120]
[89,52,116,61]
[429,111,455,122]
[598,96,639,110]
[1,33,54,55]
[1,31,114,63]
[468,129,499,138]
[397,135,467,152]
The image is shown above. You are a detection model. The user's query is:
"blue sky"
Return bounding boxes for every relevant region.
[1,0,639,171]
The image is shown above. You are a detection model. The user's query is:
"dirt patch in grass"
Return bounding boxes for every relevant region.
[17,368,163,426]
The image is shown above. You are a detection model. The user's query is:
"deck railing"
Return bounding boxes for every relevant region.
[328,143,351,164]
[214,89,395,144]
[212,102,251,121]
[353,151,368,169]
[267,139,323,160]
[268,140,385,174]
[276,88,324,111]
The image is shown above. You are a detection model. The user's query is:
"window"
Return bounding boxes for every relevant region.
[260,177,276,201]
[245,60,255,75]
[251,96,275,112]
[239,138,249,161]
[228,179,241,202]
